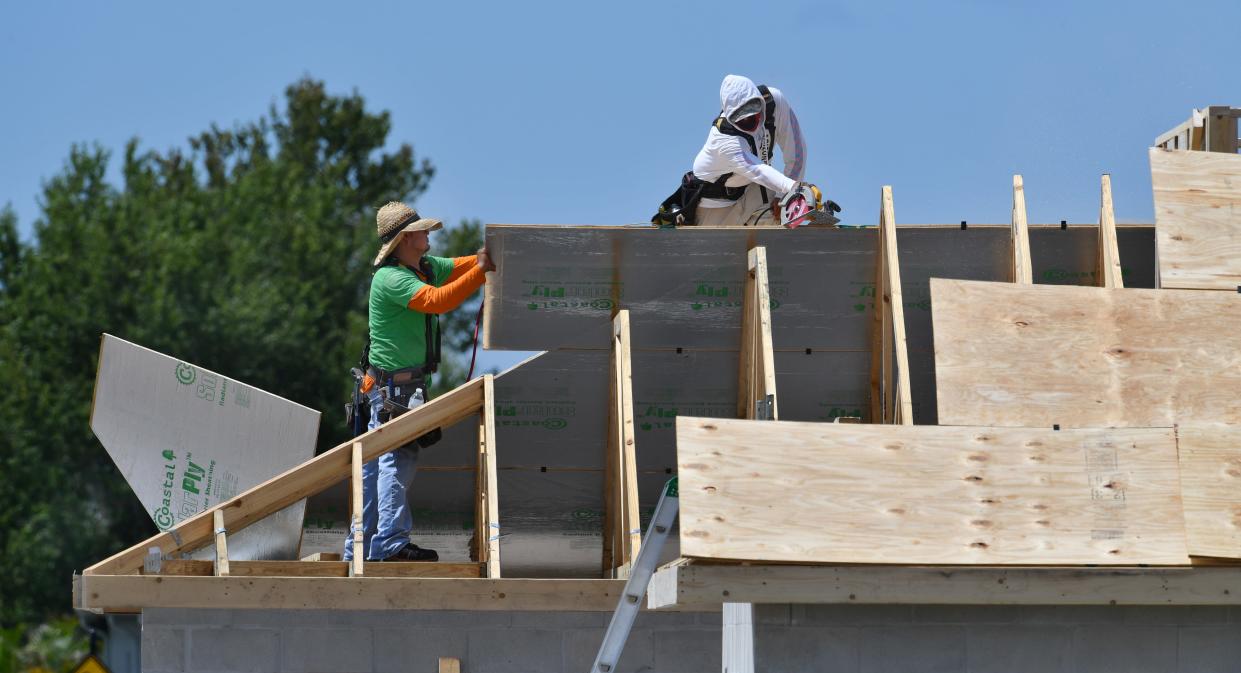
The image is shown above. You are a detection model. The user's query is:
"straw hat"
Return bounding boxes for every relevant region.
[373,201,443,266]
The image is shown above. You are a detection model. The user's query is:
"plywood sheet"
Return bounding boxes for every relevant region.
[1151,148,1241,290]
[1177,424,1241,559]
[91,334,319,561]
[932,279,1241,428]
[677,418,1189,565]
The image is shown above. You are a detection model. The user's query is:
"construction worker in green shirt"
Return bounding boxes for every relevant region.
[344,201,495,563]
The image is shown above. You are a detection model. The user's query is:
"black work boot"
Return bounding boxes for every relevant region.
[381,543,439,562]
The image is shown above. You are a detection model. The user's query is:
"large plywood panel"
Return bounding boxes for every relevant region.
[932,279,1241,428]
[1151,148,1241,290]
[1178,424,1241,559]
[677,418,1189,565]
[91,334,319,561]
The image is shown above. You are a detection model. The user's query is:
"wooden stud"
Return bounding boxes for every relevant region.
[614,312,641,564]
[439,657,462,673]
[750,248,778,420]
[1011,175,1033,284]
[872,187,914,424]
[85,377,486,576]
[603,327,618,575]
[212,509,229,577]
[1098,174,1124,288]
[350,441,364,577]
[480,374,501,578]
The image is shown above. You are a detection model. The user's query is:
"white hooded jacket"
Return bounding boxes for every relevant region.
[693,75,807,208]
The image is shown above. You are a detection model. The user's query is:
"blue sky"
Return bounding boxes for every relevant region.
[3,0,1239,372]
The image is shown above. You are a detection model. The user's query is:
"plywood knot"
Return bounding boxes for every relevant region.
[1014,320,1030,328]
[701,424,718,431]
[970,519,993,528]
[967,454,989,462]
[887,508,906,515]
[970,541,989,549]
[703,486,717,494]
[1030,503,1048,511]
[964,474,984,483]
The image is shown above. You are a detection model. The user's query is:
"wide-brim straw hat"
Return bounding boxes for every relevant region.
[373,201,442,266]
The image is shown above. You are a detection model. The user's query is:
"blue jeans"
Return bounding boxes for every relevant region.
[343,386,422,561]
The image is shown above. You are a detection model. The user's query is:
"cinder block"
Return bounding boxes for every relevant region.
[147,609,240,628]
[468,628,563,673]
[653,629,720,673]
[379,610,513,629]
[373,628,468,673]
[633,611,705,628]
[508,611,607,628]
[965,625,1073,673]
[754,627,857,673]
[754,604,791,625]
[1018,606,1128,624]
[791,604,912,626]
[1070,625,1177,673]
[858,625,965,673]
[911,605,1020,624]
[563,628,654,673]
[1177,625,1241,672]
[279,628,372,673]
[1120,606,1229,625]
[142,627,186,672]
[188,628,280,673]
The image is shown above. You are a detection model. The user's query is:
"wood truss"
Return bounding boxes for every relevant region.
[738,247,778,421]
[1007,174,1124,289]
[869,186,913,424]
[82,373,502,595]
[1154,105,1240,154]
[603,310,641,577]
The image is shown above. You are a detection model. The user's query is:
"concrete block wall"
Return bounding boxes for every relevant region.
[140,608,720,673]
[751,604,1241,673]
[142,604,1241,673]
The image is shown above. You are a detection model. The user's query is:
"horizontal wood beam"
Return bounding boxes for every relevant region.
[147,560,482,578]
[75,574,692,613]
[85,377,486,576]
[647,563,1241,609]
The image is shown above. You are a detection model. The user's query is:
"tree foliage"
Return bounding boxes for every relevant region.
[0,78,482,625]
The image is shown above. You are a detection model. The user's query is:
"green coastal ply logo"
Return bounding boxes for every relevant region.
[174,362,197,385]
[153,449,177,531]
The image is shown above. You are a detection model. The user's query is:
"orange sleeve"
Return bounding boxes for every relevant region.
[406,265,486,314]
[445,255,478,283]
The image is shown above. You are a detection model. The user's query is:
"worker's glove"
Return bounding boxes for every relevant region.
[825,199,842,214]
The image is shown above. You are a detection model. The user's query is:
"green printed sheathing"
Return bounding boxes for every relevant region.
[90,334,320,560]
[484,225,877,351]
[484,224,1158,359]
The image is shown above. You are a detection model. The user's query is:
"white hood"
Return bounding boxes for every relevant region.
[719,74,763,127]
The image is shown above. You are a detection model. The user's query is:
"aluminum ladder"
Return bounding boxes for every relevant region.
[589,477,679,673]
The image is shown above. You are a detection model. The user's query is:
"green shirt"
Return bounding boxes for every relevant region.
[368,256,454,371]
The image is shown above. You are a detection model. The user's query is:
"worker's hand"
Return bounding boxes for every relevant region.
[477,247,497,272]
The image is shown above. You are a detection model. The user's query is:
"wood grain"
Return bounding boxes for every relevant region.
[1178,424,1241,559]
[1151,148,1241,290]
[931,279,1241,427]
[676,417,1188,565]
[147,560,483,578]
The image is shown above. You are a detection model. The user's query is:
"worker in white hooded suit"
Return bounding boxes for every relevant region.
[693,75,807,227]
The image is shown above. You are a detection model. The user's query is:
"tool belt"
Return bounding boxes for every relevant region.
[344,365,442,449]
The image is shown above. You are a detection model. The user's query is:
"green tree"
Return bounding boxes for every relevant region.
[0,78,484,626]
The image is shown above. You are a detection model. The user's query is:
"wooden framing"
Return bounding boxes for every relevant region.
[1154,106,1240,154]
[83,374,502,581]
[478,375,502,578]
[75,574,642,613]
[350,441,364,577]
[603,310,641,577]
[1151,147,1241,291]
[1097,174,1124,288]
[212,510,229,577]
[142,559,482,578]
[868,186,913,424]
[1010,175,1032,284]
[647,562,1241,609]
[737,247,778,420]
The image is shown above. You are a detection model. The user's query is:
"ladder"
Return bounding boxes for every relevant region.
[590,477,679,673]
